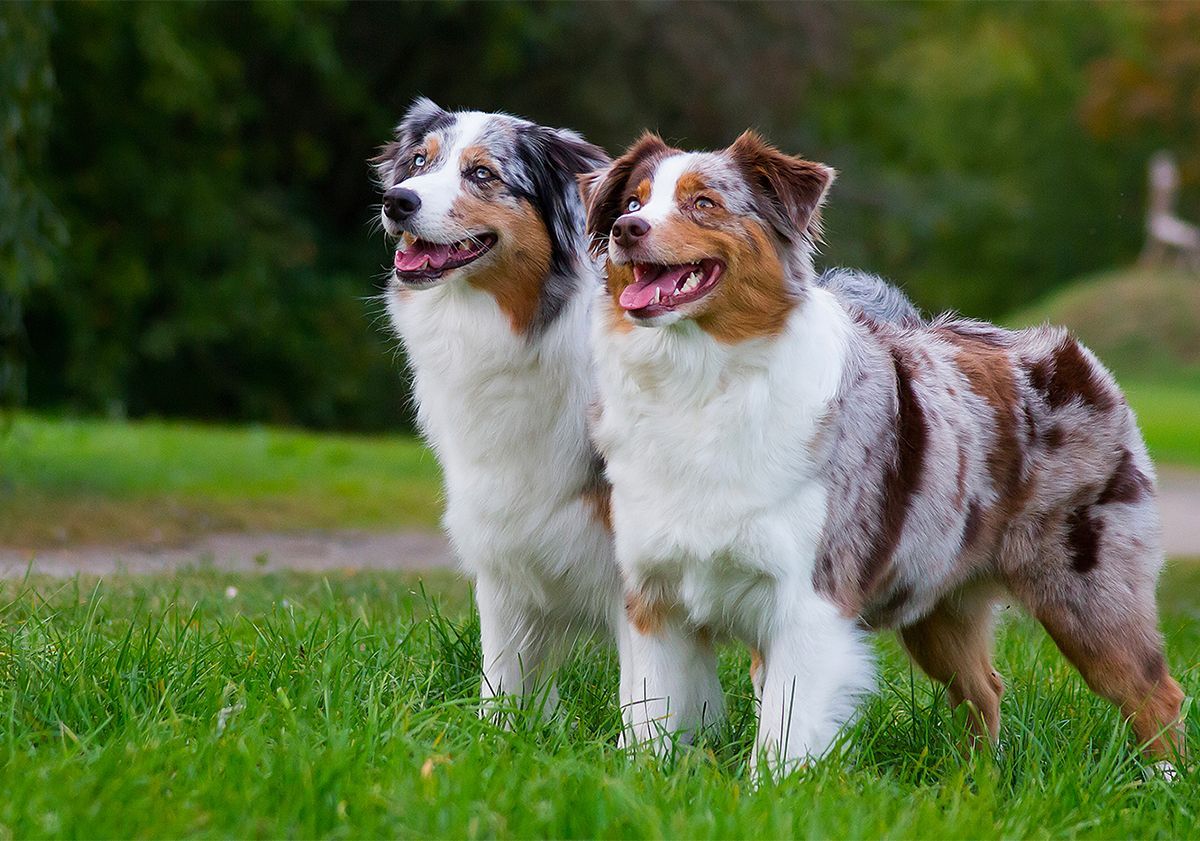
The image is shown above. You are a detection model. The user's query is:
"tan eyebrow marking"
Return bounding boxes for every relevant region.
[460,144,500,173]
[634,178,652,204]
[675,172,709,199]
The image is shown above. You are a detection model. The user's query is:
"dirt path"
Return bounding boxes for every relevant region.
[0,530,455,578]
[3,470,1197,578]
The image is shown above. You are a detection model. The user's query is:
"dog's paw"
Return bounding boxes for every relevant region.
[1146,760,1180,783]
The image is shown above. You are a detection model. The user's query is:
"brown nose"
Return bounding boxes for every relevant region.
[612,215,650,248]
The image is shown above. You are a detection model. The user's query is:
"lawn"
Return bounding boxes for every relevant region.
[3,383,1199,551]
[0,414,443,547]
[1,566,1197,839]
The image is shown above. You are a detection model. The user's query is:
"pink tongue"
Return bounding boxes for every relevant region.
[395,241,453,272]
[618,266,693,310]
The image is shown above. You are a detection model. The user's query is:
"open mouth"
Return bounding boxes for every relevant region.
[393,234,497,285]
[618,260,725,318]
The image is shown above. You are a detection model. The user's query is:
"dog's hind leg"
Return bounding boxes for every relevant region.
[899,583,1005,746]
[1006,505,1185,764]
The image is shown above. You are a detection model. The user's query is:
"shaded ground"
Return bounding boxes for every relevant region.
[3,469,1198,578]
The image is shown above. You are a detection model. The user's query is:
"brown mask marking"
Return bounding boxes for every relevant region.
[692,221,797,343]
[450,190,553,334]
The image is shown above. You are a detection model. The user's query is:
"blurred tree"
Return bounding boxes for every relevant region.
[0,1,64,412]
[26,2,404,428]
[1080,2,1200,209]
[12,1,1194,430]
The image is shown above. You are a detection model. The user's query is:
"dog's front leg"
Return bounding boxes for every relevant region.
[475,573,561,724]
[620,613,725,755]
[752,592,874,779]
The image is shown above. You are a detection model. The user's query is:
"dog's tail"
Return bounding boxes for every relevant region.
[816,268,924,327]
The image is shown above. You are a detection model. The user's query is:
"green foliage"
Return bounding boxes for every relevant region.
[1,567,1197,838]
[0,1,64,410]
[12,2,1200,428]
[0,413,442,546]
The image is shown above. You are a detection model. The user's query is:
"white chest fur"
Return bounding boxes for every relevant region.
[388,280,602,595]
[592,289,853,638]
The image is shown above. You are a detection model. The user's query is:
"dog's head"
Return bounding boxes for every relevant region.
[582,132,834,341]
[374,99,607,326]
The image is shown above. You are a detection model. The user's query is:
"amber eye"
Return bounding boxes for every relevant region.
[413,153,427,168]
[626,197,641,212]
[695,196,715,210]
[470,166,497,183]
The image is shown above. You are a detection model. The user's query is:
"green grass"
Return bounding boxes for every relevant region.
[4,377,1200,550]
[1125,383,1200,469]
[2,567,1197,839]
[0,414,443,547]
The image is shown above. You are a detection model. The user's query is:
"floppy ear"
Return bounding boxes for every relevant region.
[729,130,835,246]
[370,97,453,185]
[582,132,672,255]
[398,96,452,145]
[514,124,610,276]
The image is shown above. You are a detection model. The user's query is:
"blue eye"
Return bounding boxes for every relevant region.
[471,166,497,182]
[695,197,715,209]
[627,198,641,212]
[413,153,427,167]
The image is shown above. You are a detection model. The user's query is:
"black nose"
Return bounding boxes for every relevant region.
[383,187,421,222]
[612,215,650,248]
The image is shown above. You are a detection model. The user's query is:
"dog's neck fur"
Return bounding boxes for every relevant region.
[388,260,608,603]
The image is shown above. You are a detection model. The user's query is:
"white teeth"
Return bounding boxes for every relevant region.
[652,287,662,304]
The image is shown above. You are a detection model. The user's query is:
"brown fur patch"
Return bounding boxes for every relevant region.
[953,445,969,509]
[625,591,667,636]
[425,135,441,161]
[749,647,764,687]
[1035,614,1184,759]
[602,263,636,334]
[634,178,652,205]
[858,347,927,596]
[900,597,1004,743]
[460,144,499,172]
[1097,449,1153,505]
[581,479,612,533]
[946,330,1029,544]
[728,130,833,243]
[674,172,708,201]
[1029,338,1116,411]
[1066,506,1103,574]
[1044,425,1066,449]
[693,221,796,343]
[450,190,553,334]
